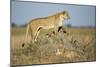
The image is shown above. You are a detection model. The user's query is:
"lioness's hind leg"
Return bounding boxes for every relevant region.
[29,26,38,44]
[30,27,42,44]
[34,27,42,42]
[54,27,58,35]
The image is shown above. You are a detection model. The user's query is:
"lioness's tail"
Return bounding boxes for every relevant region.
[22,24,29,47]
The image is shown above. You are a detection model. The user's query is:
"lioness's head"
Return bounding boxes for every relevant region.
[62,11,70,20]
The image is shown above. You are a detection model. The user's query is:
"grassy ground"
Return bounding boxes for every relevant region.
[11,27,96,66]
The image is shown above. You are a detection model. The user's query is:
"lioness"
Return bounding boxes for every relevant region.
[22,11,70,47]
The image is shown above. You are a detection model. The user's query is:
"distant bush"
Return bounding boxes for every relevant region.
[11,22,28,27]
[11,23,16,27]
[21,23,27,27]
[66,23,72,28]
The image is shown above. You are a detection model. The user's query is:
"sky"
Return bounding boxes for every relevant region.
[11,1,96,26]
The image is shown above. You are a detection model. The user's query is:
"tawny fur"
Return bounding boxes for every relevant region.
[22,11,70,47]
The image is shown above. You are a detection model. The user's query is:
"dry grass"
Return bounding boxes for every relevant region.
[11,27,96,66]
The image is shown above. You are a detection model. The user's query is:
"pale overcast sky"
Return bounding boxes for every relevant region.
[11,1,96,26]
